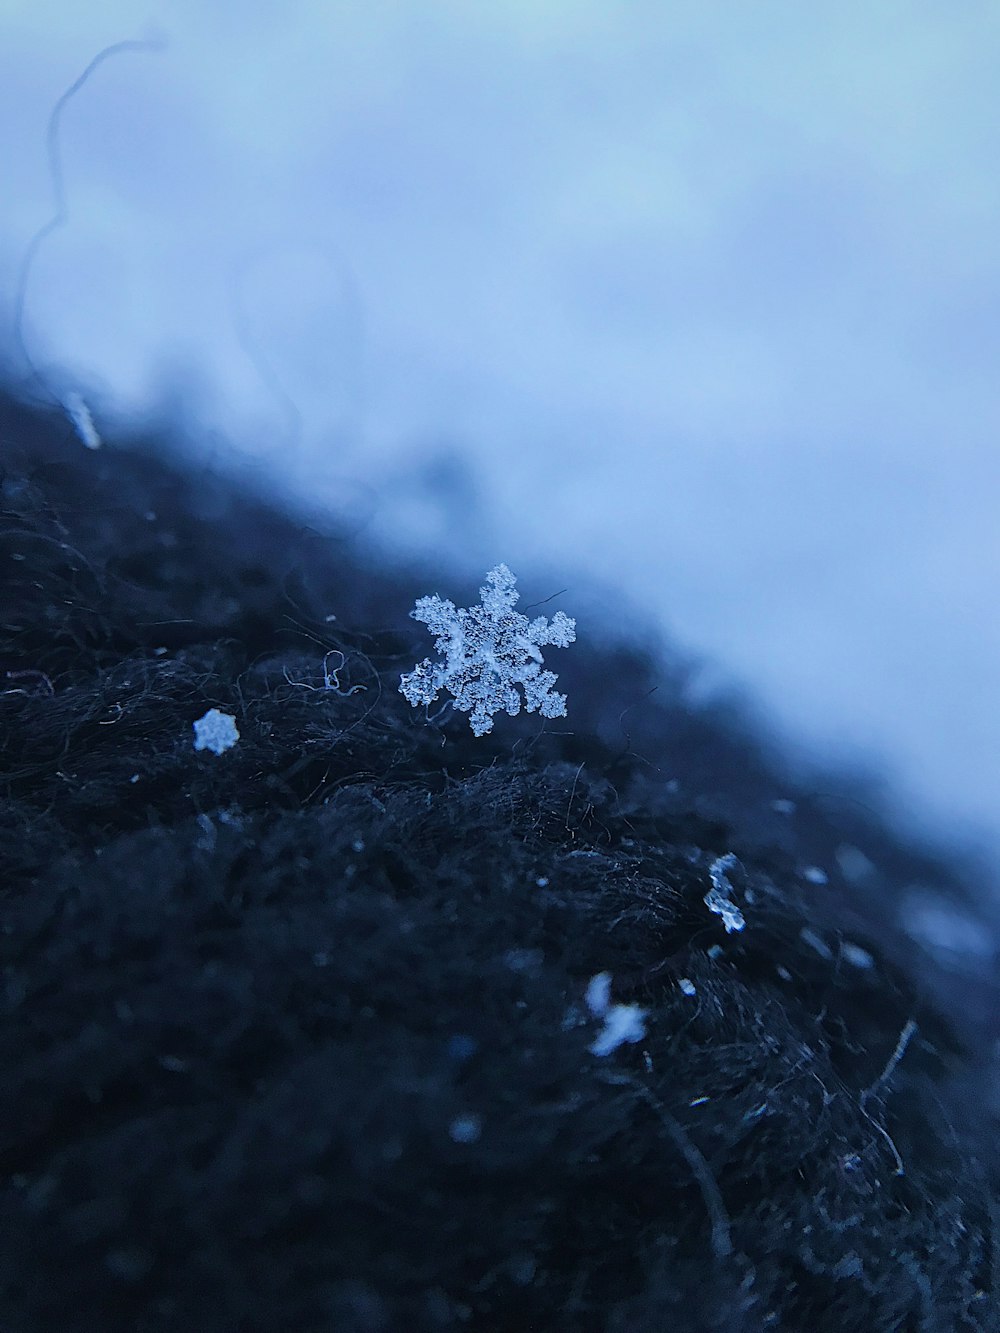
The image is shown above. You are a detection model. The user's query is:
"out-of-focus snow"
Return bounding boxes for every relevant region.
[2,2,998,874]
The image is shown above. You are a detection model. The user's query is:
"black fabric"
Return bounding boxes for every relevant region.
[1,388,996,1331]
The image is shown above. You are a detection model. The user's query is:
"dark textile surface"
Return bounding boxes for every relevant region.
[2,390,996,1330]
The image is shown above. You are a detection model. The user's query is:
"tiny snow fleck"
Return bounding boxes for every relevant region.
[841,942,874,970]
[590,1004,647,1057]
[192,708,240,755]
[800,926,833,960]
[704,853,746,933]
[689,1096,710,1107]
[129,773,140,784]
[836,844,877,883]
[352,838,365,853]
[584,972,648,1056]
[803,866,829,885]
[776,964,793,981]
[771,798,796,814]
[678,978,697,996]
[903,895,994,958]
[535,875,549,888]
[195,813,217,852]
[449,1114,481,1144]
[63,391,101,449]
[585,971,612,1017]
[707,944,724,960]
[446,1034,478,1062]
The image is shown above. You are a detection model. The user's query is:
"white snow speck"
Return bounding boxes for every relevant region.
[63,392,102,449]
[449,1114,482,1144]
[192,708,240,755]
[589,1003,647,1057]
[841,942,874,970]
[704,853,746,933]
[585,971,612,1017]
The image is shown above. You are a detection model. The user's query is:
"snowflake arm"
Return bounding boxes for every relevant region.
[399,564,576,736]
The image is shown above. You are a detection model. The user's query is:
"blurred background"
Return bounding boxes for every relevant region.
[1,2,998,875]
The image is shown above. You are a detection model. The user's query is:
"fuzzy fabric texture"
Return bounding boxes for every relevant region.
[1,388,997,1331]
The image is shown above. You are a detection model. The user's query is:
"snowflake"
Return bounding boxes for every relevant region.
[399,563,576,736]
[584,970,648,1057]
[704,853,746,933]
[192,708,240,755]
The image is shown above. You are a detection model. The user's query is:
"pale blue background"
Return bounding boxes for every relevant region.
[2,2,999,882]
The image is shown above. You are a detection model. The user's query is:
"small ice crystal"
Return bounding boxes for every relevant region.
[192,708,240,755]
[704,853,746,933]
[590,1004,647,1057]
[585,972,648,1056]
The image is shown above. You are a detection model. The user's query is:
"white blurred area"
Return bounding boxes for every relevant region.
[1,2,999,873]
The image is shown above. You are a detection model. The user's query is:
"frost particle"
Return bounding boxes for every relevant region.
[841,942,874,970]
[449,1114,481,1144]
[800,926,833,960]
[704,853,746,933]
[590,1004,647,1057]
[63,391,102,449]
[585,972,648,1056]
[585,971,612,1017]
[192,708,240,755]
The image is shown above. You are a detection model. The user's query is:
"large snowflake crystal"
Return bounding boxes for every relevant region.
[399,563,577,737]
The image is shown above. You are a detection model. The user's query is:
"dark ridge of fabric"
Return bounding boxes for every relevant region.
[1,388,996,1332]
